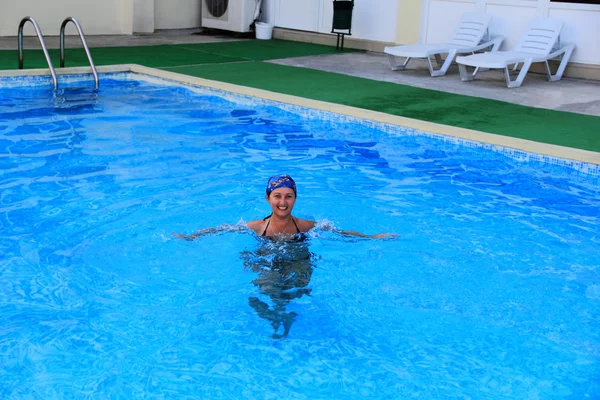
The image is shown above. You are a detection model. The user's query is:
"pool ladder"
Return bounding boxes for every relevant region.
[18,16,99,90]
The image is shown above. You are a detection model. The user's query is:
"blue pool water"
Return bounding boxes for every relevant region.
[1,73,599,398]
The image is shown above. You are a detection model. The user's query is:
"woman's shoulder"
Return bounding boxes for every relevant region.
[293,217,316,232]
[246,219,266,232]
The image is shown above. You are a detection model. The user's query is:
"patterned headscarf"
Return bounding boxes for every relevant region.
[266,174,296,195]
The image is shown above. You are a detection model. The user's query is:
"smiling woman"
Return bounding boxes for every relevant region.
[174,174,395,339]
[247,174,314,239]
[175,174,396,241]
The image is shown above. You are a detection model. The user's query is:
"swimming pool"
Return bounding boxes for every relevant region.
[1,72,599,398]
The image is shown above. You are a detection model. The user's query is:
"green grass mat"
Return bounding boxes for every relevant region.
[170,39,354,61]
[0,45,243,70]
[0,40,354,70]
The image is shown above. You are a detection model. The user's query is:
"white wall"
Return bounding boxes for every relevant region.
[420,0,600,65]
[155,0,202,30]
[0,0,202,36]
[0,0,134,36]
[263,0,398,42]
[133,0,155,33]
[548,3,600,65]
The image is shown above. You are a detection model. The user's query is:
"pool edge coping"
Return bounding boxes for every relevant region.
[2,64,599,166]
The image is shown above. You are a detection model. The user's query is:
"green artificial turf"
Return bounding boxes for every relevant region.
[0,45,244,70]
[1,39,598,153]
[0,39,354,70]
[170,39,353,61]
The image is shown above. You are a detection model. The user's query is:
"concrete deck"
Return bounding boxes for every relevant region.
[271,52,600,117]
[1,28,599,118]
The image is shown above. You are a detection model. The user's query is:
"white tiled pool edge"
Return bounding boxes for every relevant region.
[2,64,599,167]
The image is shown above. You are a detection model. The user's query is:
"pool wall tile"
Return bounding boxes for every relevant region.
[2,72,599,179]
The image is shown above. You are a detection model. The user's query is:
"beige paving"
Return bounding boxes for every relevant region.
[270,52,600,117]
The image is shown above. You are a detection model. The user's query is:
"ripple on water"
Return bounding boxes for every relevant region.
[0,76,599,398]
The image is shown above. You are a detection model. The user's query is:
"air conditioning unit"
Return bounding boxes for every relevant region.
[202,0,259,33]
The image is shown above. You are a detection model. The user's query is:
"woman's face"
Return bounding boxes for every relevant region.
[267,187,296,218]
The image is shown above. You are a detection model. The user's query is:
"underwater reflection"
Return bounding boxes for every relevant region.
[241,238,316,339]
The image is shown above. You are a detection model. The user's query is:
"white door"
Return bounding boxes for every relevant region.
[271,0,321,32]
[266,0,399,42]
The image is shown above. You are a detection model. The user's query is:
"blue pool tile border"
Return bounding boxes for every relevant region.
[132,74,600,178]
[2,72,599,178]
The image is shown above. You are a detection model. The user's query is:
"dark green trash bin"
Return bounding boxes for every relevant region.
[331,0,354,50]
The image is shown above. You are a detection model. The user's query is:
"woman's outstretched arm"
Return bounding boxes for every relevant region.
[173,223,248,241]
[333,229,397,239]
[317,221,397,239]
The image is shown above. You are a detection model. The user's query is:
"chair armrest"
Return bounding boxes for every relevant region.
[472,35,504,53]
[548,43,575,60]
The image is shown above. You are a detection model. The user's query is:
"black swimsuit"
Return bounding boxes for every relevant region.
[261,215,308,242]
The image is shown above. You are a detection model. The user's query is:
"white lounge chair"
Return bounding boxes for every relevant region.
[383,12,503,77]
[456,18,575,88]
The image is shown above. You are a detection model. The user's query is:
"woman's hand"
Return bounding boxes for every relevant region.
[172,232,198,241]
[370,233,397,239]
[333,229,398,239]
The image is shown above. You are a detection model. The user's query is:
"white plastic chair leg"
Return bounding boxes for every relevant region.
[504,59,532,88]
[427,50,456,77]
[388,54,410,71]
[544,44,574,82]
[458,63,475,81]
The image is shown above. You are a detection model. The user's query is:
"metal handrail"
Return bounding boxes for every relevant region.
[18,16,58,90]
[60,17,99,90]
